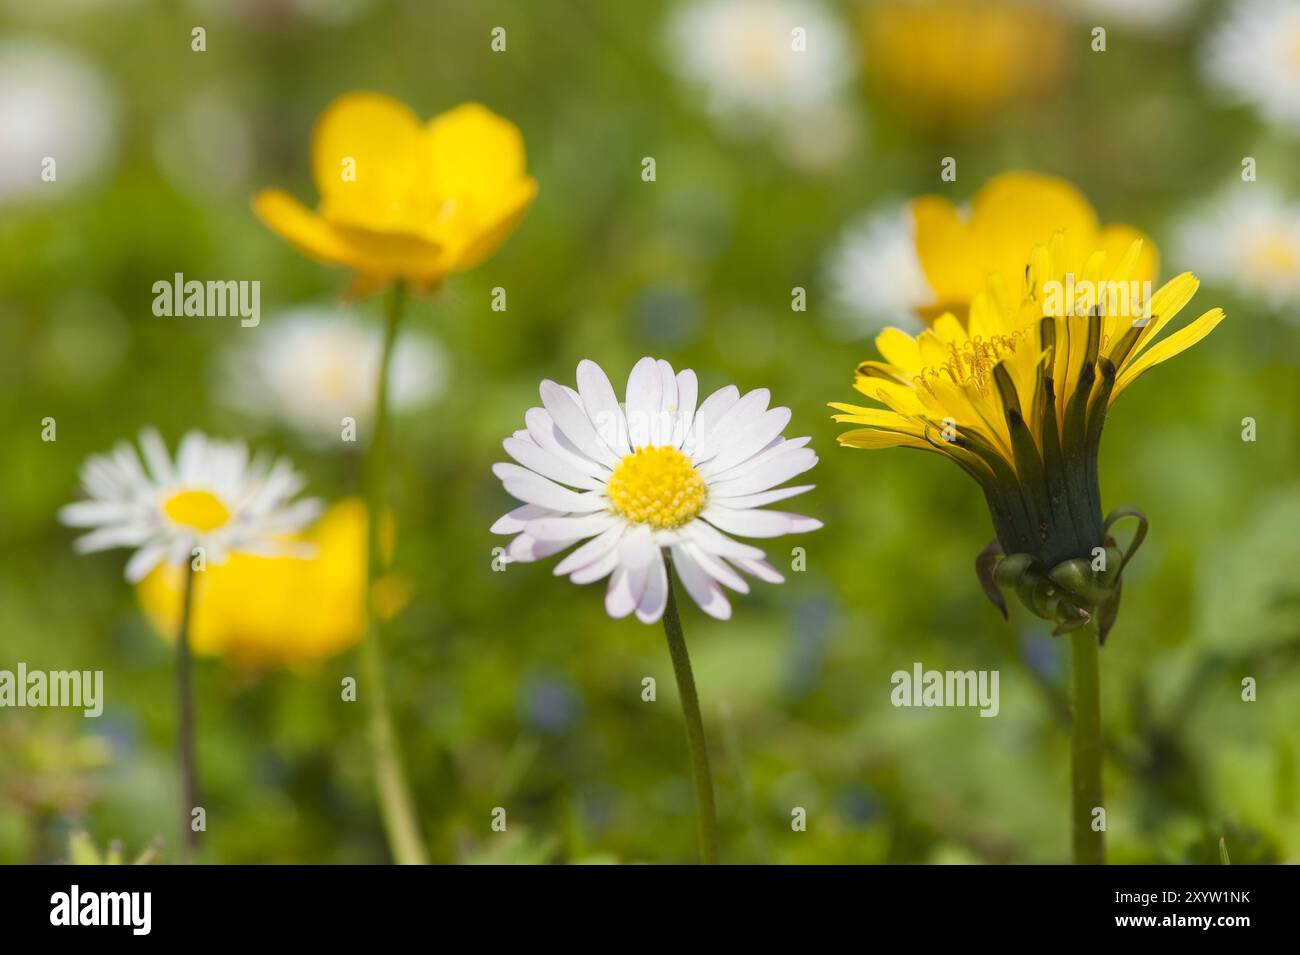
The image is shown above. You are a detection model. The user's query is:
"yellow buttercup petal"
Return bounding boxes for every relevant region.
[1112,308,1226,399]
[311,91,424,233]
[911,195,986,313]
[253,188,447,280]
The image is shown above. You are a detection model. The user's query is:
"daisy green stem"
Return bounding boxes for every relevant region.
[176,560,200,859]
[361,280,429,865]
[661,558,720,865]
[1070,624,1105,865]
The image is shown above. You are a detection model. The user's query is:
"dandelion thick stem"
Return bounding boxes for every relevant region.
[176,561,200,859]
[661,560,720,864]
[361,280,429,865]
[1070,625,1105,865]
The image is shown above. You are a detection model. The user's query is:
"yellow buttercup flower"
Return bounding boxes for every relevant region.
[910,172,1159,322]
[833,223,1224,633]
[861,0,1067,129]
[253,93,537,293]
[136,500,408,669]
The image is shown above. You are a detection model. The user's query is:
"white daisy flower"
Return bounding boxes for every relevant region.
[1204,0,1300,131]
[0,38,116,202]
[823,203,931,339]
[491,357,822,623]
[219,306,446,445]
[1071,0,1199,31]
[1171,187,1300,313]
[664,0,852,131]
[59,429,323,582]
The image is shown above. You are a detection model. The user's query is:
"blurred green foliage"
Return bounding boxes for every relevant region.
[0,0,1297,864]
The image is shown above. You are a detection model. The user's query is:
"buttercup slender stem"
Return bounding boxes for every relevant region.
[1070,624,1105,865]
[361,280,429,865]
[176,560,200,859]
[661,558,720,864]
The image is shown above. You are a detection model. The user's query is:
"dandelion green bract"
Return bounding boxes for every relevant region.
[492,357,822,623]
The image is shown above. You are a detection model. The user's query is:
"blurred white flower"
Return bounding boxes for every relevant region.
[0,39,115,202]
[1204,0,1300,131]
[822,204,930,339]
[220,307,447,444]
[664,0,853,132]
[1172,187,1300,314]
[155,85,256,198]
[1071,0,1199,31]
[60,429,321,582]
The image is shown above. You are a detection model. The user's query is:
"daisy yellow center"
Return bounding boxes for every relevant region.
[163,489,231,532]
[916,334,1024,395]
[1246,233,1299,277]
[607,446,707,530]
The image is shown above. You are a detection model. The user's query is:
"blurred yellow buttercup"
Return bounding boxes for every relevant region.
[136,499,407,669]
[253,93,537,293]
[910,172,1159,321]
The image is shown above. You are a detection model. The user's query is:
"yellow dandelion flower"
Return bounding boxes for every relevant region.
[253,92,537,294]
[911,171,1159,322]
[832,229,1224,632]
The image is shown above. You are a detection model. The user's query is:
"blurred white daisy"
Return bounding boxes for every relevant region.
[0,39,116,202]
[823,204,931,338]
[60,429,322,581]
[664,0,852,131]
[1172,187,1300,312]
[1071,0,1199,31]
[491,357,821,623]
[220,307,446,445]
[1204,0,1300,130]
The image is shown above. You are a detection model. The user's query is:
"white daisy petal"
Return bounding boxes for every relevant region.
[553,523,625,576]
[508,534,580,562]
[493,463,609,513]
[711,483,815,509]
[58,499,136,527]
[656,359,679,445]
[681,540,749,594]
[672,369,699,448]
[72,523,155,553]
[680,518,768,561]
[731,556,785,584]
[524,407,611,479]
[539,381,622,469]
[685,384,740,453]
[708,435,811,483]
[577,359,631,457]
[605,563,647,618]
[708,447,818,497]
[624,356,663,448]
[635,552,669,623]
[124,544,167,583]
[702,505,823,538]
[491,503,552,535]
[670,544,732,620]
[526,513,621,541]
[571,546,622,584]
[691,388,770,463]
[503,437,605,490]
[704,405,793,474]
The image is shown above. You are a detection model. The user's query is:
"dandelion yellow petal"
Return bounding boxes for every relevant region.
[837,428,932,450]
[1112,308,1226,400]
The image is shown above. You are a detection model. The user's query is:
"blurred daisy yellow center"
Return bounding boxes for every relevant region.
[607,446,706,530]
[163,489,231,532]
